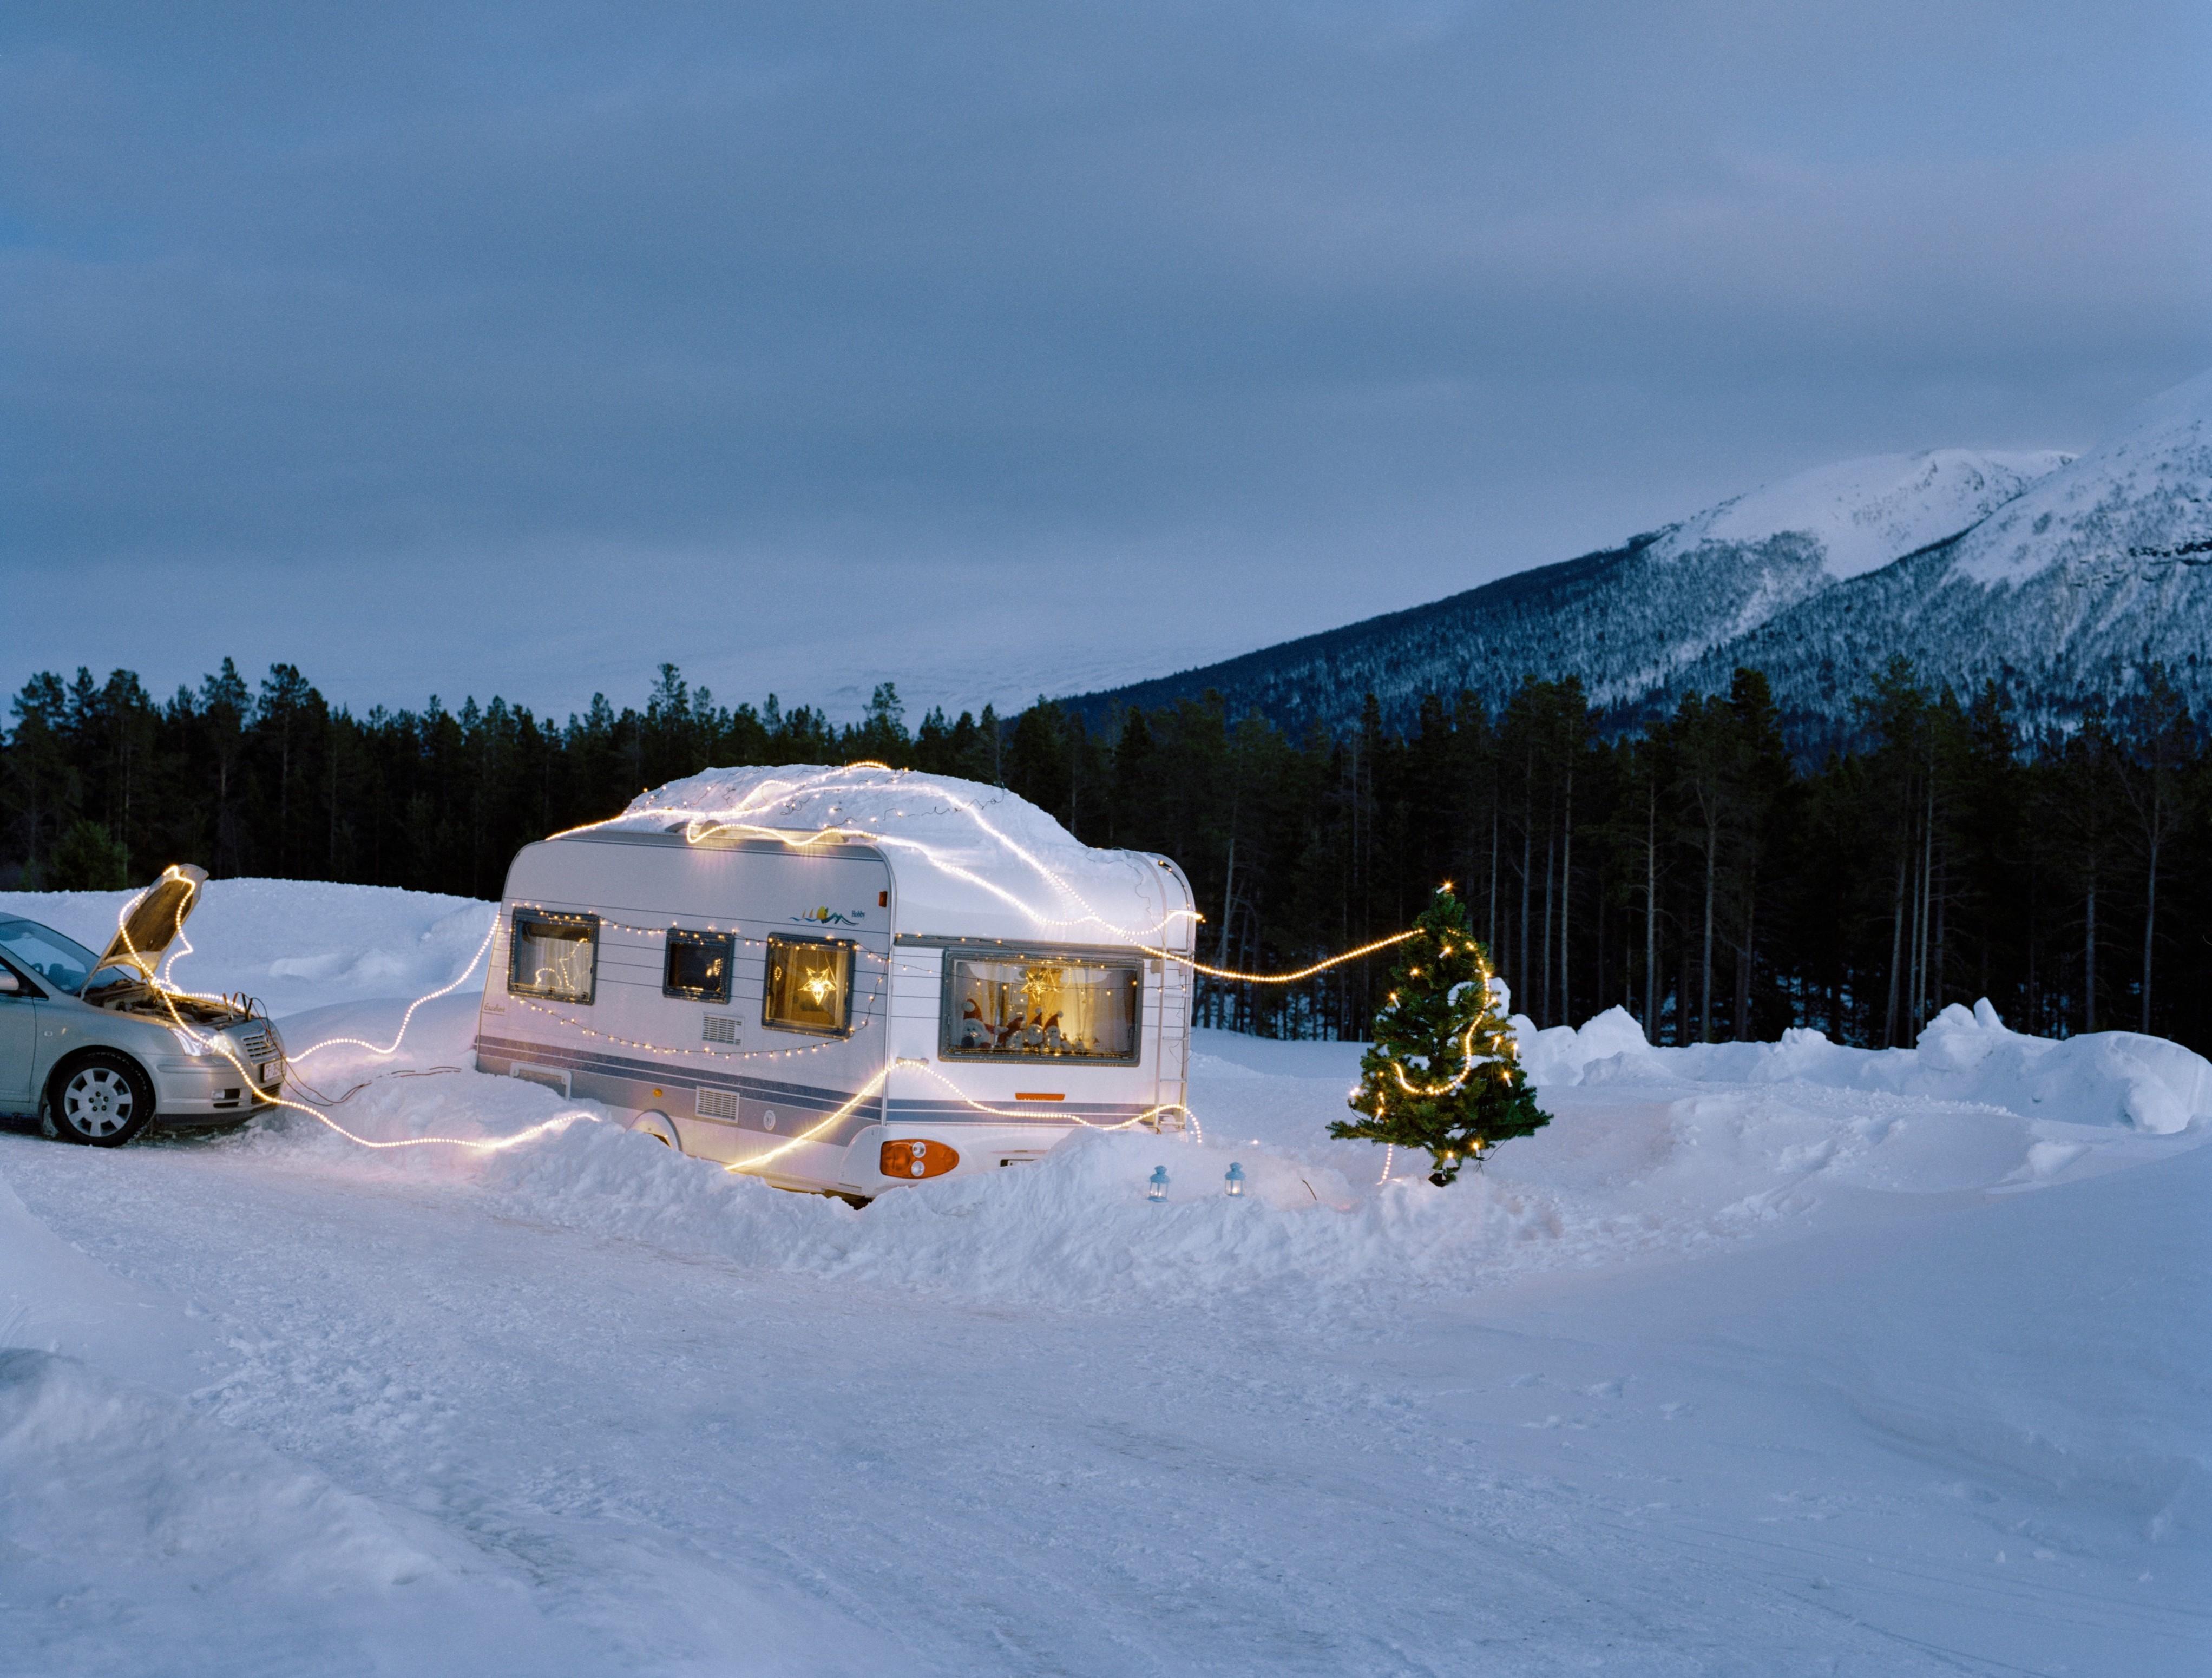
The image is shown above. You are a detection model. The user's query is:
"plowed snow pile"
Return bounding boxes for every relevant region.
[1523,998,2212,1134]
[0,878,491,1018]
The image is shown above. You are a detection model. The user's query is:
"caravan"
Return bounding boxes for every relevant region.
[473,766,1197,1197]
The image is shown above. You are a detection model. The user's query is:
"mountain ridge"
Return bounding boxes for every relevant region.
[1067,373,2210,741]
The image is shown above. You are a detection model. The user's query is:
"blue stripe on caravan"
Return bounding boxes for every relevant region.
[475,1034,1149,1127]
[883,1098,1148,1122]
[474,1032,856,1115]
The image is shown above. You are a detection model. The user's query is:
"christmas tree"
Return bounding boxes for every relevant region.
[1330,887,1550,1186]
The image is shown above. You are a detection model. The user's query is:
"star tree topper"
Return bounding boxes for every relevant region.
[1331,886,1551,1186]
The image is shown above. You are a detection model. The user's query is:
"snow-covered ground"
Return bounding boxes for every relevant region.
[3,880,2207,1675]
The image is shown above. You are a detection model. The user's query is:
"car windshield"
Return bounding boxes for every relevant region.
[0,917,100,996]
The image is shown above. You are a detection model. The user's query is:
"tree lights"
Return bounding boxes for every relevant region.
[1331,886,1550,1186]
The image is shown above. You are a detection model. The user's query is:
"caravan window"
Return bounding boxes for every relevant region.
[942,951,1141,1063]
[664,929,734,1003]
[508,911,598,1004]
[763,936,854,1036]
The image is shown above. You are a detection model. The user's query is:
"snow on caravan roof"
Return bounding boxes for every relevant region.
[584,764,1193,949]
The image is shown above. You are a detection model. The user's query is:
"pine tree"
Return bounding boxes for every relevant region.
[1331,886,1550,1185]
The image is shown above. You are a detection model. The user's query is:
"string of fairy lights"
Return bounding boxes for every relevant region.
[559,762,1202,943]
[107,870,580,1156]
[1354,886,1525,1182]
[708,1061,1198,1176]
[503,990,879,1062]
[106,769,1497,1184]
[104,861,1205,1167]
[1139,929,1419,984]
[287,916,503,1062]
[487,900,892,1065]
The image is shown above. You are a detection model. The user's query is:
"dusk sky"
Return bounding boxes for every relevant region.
[6,3,2209,722]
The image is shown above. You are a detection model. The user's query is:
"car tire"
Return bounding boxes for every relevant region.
[49,1050,156,1147]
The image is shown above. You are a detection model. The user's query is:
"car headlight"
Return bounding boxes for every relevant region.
[169,1026,214,1057]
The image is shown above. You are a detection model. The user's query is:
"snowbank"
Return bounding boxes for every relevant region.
[1519,1000,2212,1135]
[0,878,494,1019]
[233,999,2195,1319]
[250,1068,1567,1311]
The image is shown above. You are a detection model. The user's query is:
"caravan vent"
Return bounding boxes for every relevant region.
[702,1014,739,1045]
[695,1087,738,1121]
[514,1064,570,1097]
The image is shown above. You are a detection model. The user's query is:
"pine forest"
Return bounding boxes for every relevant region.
[4,656,2208,1055]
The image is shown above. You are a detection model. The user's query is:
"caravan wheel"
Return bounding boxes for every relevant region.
[629,1110,681,1151]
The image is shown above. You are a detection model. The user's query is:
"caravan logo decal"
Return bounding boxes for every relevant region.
[792,905,868,926]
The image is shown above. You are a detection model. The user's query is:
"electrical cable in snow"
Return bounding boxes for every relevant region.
[285,917,503,1062]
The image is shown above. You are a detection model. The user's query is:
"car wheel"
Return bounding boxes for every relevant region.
[50,1051,156,1147]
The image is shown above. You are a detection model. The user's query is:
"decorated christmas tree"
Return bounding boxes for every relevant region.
[1330,887,1550,1185]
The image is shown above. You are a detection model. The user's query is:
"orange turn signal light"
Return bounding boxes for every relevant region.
[881,1137,960,1180]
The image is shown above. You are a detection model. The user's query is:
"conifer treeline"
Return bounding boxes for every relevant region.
[5,656,2207,1052]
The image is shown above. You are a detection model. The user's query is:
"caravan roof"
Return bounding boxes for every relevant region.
[577,765,1195,951]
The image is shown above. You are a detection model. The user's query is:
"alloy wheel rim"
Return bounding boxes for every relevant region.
[64,1068,133,1137]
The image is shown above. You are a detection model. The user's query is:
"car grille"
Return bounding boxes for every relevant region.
[232,1025,278,1062]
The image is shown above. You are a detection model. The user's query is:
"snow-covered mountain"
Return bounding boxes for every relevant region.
[1071,371,2212,740]
[1647,449,2071,582]
[1666,368,2212,734]
[1954,370,2212,588]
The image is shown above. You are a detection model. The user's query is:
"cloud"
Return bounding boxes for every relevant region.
[2,1,2208,716]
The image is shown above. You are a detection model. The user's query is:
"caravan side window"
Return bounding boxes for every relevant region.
[509,911,598,1004]
[664,929,734,1003]
[942,951,1142,1063]
[763,936,854,1036]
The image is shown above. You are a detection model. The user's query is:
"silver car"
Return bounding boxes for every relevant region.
[0,865,286,1146]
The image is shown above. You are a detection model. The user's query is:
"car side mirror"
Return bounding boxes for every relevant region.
[0,969,20,995]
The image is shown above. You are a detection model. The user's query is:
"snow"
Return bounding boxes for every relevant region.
[1953,367,2212,588]
[615,763,1091,860]
[606,763,1187,944]
[0,1348,573,1675]
[2,878,2207,1673]
[1647,448,2070,581]
[1521,999,2212,1135]
[0,878,493,1019]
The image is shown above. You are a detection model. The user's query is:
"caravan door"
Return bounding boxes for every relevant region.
[1151,953,1190,1124]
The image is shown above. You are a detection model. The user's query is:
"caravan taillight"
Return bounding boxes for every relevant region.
[881,1138,960,1180]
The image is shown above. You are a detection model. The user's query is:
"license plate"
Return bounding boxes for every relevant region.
[258,1061,281,1086]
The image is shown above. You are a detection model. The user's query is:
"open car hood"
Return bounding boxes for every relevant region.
[87,864,207,990]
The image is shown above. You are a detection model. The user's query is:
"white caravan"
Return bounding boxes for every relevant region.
[473,766,1197,1197]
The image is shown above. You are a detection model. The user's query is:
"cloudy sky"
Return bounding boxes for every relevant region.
[5,2,2209,722]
